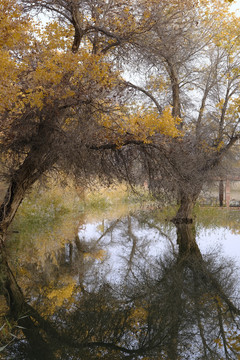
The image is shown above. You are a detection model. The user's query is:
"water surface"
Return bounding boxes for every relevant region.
[1,207,240,359]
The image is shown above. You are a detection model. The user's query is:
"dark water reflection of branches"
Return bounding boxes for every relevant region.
[1,211,240,359]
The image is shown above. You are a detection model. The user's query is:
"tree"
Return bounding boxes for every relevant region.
[118,0,240,222]
[70,0,240,222]
[1,0,240,326]
[0,0,184,245]
[2,0,237,245]
[23,0,239,224]
[0,0,184,324]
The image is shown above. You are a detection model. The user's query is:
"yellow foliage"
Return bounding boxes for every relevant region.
[129,306,148,329]
[227,333,240,352]
[213,337,223,347]
[0,0,30,112]
[84,249,106,261]
[0,0,190,147]
[200,139,224,153]
[0,0,29,48]
[0,0,120,118]
[47,282,76,307]
[100,105,182,144]
[40,278,77,315]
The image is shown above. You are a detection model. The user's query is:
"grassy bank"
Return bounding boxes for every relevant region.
[7,182,155,250]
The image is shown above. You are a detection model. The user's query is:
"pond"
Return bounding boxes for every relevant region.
[1,206,240,359]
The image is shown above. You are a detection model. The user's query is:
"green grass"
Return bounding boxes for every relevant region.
[7,182,155,247]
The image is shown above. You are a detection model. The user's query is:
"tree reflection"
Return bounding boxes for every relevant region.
[1,214,240,359]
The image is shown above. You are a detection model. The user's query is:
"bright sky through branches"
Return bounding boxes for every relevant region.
[230,0,240,12]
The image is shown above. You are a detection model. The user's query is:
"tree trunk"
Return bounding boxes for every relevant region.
[172,190,200,224]
[0,153,57,237]
[176,223,202,260]
[0,126,58,352]
[0,245,25,318]
[219,180,224,207]
[0,117,60,240]
[0,245,57,359]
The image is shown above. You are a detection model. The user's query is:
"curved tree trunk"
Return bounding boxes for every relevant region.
[0,152,57,238]
[0,120,59,247]
[0,149,56,315]
[0,121,58,336]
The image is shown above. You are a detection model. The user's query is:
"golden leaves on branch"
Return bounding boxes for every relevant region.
[0,0,30,112]
[99,106,182,146]
[0,21,117,118]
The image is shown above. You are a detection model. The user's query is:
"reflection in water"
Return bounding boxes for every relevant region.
[1,210,240,359]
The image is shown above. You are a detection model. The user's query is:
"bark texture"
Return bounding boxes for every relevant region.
[173,190,201,223]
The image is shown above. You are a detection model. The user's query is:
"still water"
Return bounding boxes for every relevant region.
[1,207,240,359]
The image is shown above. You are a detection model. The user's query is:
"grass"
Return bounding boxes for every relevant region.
[7,181,155,252]
[83,183,154,212]
[9,179,238,243]
[10,181,232,243]
[9,180,237,265]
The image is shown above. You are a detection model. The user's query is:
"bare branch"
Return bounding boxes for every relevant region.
[123,81,163,115]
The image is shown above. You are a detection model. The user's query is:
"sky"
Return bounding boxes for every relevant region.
[231,0,240,12]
